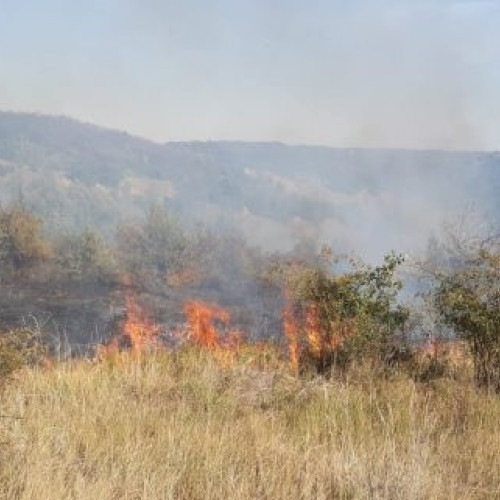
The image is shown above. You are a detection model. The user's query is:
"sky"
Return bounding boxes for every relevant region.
[0,0,499,150]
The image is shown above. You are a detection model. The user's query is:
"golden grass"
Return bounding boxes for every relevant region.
[0,348,499,500]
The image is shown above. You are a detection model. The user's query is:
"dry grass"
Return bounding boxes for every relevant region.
[0,348,499,500]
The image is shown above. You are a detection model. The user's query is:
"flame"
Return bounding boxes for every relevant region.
[184,300,230,349]
[283,300,300,374]
[419,337,464,361]
[305,304,323,359]
[183,300,243,366]
[282,289,359,373]
[123,294,158,353]
[96,275,158,360]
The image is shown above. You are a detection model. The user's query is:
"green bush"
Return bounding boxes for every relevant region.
[423,229,500,392]
[274,251,409,374]
[434,252,500,392]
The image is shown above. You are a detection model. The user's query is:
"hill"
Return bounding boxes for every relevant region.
[1,111,499,259]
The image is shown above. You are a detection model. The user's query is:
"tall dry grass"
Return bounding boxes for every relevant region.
[0,348,499,500]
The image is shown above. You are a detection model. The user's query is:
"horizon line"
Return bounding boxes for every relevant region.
[1,108,497,155]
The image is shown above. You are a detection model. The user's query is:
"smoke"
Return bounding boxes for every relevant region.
[82,0,500,150]
[2,1,500,352]
[229,147,493,263]
[1,1,499,150]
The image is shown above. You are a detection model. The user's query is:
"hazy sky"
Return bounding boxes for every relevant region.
[1,0,499,149]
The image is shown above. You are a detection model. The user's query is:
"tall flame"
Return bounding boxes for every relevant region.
[283,299,300,374]
[184,300,230,349]
[183,300,244,367]
[96,275,158,359]
[282,290,358,373]
[305,304,323,360]
[123,294,158,353]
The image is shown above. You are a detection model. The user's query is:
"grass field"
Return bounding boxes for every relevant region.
[0,348,499,500]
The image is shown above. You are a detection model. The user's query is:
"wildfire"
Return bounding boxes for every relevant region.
[305,304,323,360]
[283,300,300,374]
[97,275,158,360]
[96,273,360,374]
[282,292,357,373]
[92,273,469,379]
[184,300,230,349]
[183,300,243,365]
[123,294,158,353]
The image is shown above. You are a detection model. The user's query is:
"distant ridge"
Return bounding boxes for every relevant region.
[0,110,499,259]
[2,109,497,154]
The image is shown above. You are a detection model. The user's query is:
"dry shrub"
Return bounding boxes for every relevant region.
[0,328,46,379]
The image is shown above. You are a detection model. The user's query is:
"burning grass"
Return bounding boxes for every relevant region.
[1,284,497,499]
[0,349,499,500]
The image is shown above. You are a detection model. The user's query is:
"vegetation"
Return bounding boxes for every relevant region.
[1,111,499,244]
[274,251,408,373]
[117,204,190,287]
[0,327,46,379]
[426,232,500,392]
[0,202,51,276]
[55,228,117,282]
[0,349,498,500]
[0,179,499,498]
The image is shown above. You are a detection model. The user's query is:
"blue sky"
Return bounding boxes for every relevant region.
[0,0,499,149]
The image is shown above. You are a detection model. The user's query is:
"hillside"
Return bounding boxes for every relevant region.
[1,113,500,499]
[1,111,499,259]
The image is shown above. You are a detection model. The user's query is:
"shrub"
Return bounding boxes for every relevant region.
[434,252,500,392]
[0,203,51,276]
[275,251,409,374]
[55,228,117,282]
[116,204,190,287]
[424,228,500,392]
[0,328,46,379]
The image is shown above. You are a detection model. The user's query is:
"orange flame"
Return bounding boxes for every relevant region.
[282,290,358,373]
[184,300,230,349]
[123,294,158,353]
[283,300,300,374]
[183,300,243,366]
[96,275,158,360]
[305,304,323,360]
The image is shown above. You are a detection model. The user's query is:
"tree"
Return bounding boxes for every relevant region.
[0,203,51,275]
[55,228,116,281]
[116,204,190,287]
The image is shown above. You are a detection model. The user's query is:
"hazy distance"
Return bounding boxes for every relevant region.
[1,0,499,150]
